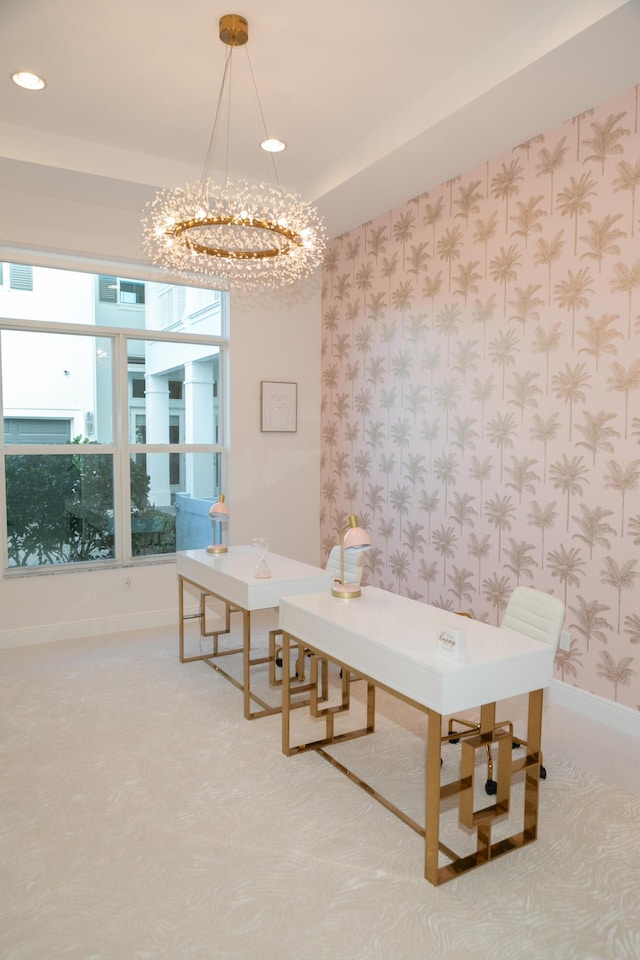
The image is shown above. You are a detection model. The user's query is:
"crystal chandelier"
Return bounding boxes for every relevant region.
[141,14,326,290]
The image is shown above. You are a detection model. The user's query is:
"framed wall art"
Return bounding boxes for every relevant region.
[260,381,297,433]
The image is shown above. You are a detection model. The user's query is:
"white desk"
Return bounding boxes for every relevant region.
[176,547,333,719]
[279,586,555,885]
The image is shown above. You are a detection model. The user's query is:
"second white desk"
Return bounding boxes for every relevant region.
[177,546,332,719]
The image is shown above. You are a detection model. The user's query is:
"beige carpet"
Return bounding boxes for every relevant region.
[1,616,639,960]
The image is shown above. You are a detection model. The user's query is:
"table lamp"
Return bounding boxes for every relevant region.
[331,514,372,599]
[206,493,230,554]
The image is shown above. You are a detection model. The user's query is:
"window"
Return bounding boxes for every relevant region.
[169,418,181,486]
[132,376,145,399]
[1,264,226,572]
[4,418,72,444]
[119,280,145,305]
[98,276,145,305]
[9,264,33,291]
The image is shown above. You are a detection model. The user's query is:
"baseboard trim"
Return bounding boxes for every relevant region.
[0,609,177,649]
[548,679,640,740]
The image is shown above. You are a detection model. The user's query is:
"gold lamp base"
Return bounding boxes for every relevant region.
[331,582,362,599]
[206,544,228,555]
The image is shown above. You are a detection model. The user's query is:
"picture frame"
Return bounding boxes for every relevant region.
[260,381,297,433]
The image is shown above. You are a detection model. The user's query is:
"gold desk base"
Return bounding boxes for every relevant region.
[281,630,544,886]
[178,574,323,720]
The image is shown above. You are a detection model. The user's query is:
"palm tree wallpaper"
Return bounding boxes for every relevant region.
[320,84,640,711]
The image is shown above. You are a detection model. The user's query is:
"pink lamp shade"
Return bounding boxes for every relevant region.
[343,524,372,550]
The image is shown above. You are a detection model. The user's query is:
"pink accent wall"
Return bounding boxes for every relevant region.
[321,84,640,710]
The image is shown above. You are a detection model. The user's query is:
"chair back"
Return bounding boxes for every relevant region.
[501,586,565,649]
[325,545,365,585]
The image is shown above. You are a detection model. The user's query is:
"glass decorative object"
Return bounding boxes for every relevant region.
[253,537,271,579]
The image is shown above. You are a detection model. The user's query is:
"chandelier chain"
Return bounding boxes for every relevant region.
[200,45,232,188]
[243,46,281,189]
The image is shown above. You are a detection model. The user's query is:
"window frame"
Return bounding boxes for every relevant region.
[0,262,227,576]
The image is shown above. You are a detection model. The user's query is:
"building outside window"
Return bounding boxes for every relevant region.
[0,262,226,572]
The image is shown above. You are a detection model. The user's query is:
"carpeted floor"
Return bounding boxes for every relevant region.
[1,615,639,960]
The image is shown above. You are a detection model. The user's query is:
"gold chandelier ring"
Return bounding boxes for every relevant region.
[170,215,302,260]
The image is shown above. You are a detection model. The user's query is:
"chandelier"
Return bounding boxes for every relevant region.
[142,13,326,290]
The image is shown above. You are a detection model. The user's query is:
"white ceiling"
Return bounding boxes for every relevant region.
[1,0,640,242]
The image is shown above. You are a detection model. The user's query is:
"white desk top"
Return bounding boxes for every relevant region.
[176,546,333,611]
[279,586,555,715]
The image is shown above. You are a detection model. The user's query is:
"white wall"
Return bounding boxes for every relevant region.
[0,189,322,647]
[228,285,323,564]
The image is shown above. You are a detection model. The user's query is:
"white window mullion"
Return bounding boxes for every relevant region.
[115,331,132,563]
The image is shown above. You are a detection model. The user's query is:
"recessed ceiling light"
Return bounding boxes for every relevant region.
[11,71,46,91]
[261,138,286,153]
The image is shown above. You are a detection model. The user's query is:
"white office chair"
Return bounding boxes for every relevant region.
[269,545,366,681]
[444,586,565,793]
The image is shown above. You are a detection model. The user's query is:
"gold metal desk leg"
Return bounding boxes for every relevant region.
[424,708,442,885]
[240,610,282,720]
[178,575,241,663]
[524,688,543,839]
[178,575,186,662]
[242,610,252,720]
[282,631,292,755]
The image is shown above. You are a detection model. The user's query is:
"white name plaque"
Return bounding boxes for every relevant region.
[438,626,467,660]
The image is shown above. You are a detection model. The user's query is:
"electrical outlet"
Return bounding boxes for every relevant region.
[123,576,133,590]
[558,629,571,652]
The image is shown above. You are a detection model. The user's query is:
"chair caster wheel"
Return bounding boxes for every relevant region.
[449,737,460,744]
[512,741,520,749]
[540,765,547,780]
[275,657,283,667]
[485,779,497,795]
